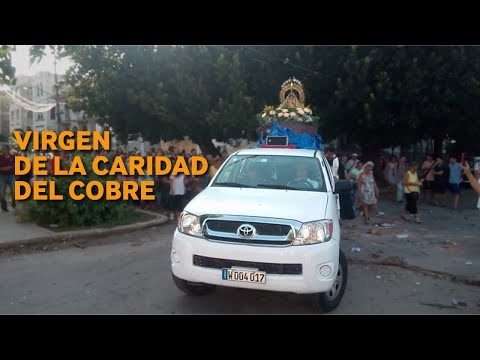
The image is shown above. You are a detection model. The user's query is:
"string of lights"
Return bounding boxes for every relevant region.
[0,86,57,112]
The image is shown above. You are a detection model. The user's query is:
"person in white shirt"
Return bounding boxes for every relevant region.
[345,153,359,174]
[288,163,319,190]
[169,173,186,221]
[325,148,347,181]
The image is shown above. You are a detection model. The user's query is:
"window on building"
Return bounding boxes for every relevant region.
[38,113,44,121]
[37,85,40,97]
[50,107,56,120]
[27,111,33,120]
[40,83,43,96]
[11,111,14,120]
[16,110,19,119]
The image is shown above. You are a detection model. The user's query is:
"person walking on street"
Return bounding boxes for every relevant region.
[384,156,398,201]
[396,155,408,203]
[448,155,463,210]
[472,160,480,210]
[346,153,359,174]
[358,162,380,224]
[402,162,423,223]
[340,154,349,172]
[169,171,186,221]
[0,145,16,212]
[349,161,363,210]
[326,148,347,181]
[432,156,448,207]
[421,155,435,203]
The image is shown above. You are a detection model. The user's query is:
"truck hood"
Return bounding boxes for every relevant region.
[185,187,329,222]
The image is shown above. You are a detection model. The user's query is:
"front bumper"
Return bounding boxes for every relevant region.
[171,230,339,294]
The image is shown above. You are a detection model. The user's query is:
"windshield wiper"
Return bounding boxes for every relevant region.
[257,184,297,190]
[214,182,257,188]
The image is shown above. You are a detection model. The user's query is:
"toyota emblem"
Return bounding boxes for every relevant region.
[237,224,256,238]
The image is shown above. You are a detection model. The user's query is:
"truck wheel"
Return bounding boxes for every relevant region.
[312,249,348,313]
[172,273,216,296]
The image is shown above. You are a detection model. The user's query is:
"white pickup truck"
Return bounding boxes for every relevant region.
[171,147,352,312]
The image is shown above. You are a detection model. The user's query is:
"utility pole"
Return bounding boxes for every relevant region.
[53,47,62,133]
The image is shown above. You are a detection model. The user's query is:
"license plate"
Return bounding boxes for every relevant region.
[222,268,266,284]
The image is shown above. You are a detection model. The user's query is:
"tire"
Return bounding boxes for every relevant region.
[312,249,348,313]
[172,273,216,296]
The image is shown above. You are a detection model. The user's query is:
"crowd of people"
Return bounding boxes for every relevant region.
[326,148,480,225]
[1,142,479,225]
[1,144,229,221]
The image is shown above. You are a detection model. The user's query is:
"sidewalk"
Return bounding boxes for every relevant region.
[341,188,480,283]
[0,205,168,249]
[0,208,54,244]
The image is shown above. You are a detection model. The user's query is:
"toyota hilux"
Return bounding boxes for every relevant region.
[171,147,351,312]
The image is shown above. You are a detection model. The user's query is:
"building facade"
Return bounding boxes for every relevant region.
[8,74,34,132]
[9,71,100,133]
[0,93,10,137]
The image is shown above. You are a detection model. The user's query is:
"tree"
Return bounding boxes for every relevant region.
[29,45,480,157]
[0,45,15,84]
[33,45,257,154]
[166,46,255,153]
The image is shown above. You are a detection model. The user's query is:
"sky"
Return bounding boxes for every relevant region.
[11,45,73,76]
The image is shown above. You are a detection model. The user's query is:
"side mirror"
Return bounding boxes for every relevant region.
[334,180,352,194]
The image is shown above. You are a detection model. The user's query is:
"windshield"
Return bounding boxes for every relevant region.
[212,155,327,192]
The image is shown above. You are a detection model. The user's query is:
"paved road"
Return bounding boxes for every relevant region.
[1,223,478,314]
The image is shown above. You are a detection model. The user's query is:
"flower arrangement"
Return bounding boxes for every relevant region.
[258,105,317,125]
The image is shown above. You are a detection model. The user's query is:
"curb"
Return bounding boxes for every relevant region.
[0,209,169,251]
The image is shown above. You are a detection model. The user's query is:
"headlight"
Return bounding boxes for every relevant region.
[292,220,333,245]
[177,212,203,237]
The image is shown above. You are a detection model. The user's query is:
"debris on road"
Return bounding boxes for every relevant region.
[351,247,361,252]
[376,275,382,279]
[420,302,457,309]
[465,261,473,265]
[441,240,457,249]
[450,299,468,307]
[375,223,395,228]
[73,243,85,249]
[49,224,59,228]
[396,234,409,240]
[369,228,381,235]
[421,251,431,256]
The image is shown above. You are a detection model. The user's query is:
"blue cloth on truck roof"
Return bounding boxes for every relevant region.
[258,122,324,151]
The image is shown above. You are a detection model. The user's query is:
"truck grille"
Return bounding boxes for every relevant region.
[206,220,291,236]
[193,255,303,275]
[202,216,300,247]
